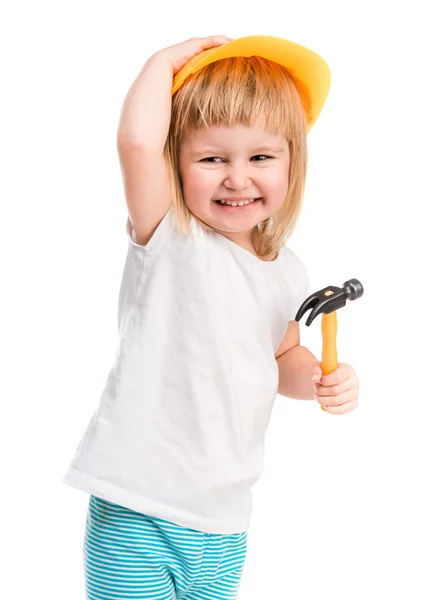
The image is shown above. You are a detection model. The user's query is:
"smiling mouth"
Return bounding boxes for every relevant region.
[214,198,262,208]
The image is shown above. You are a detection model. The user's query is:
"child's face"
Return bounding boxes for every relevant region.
[178,123,290,247]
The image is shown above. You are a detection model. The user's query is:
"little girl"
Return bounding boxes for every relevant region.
[63,34,360,600]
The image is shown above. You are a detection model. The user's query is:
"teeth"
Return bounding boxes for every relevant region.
[219,198,257,206]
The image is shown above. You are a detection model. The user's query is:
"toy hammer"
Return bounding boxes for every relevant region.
[295,278,364,410]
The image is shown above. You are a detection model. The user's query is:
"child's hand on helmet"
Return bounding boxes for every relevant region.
[154,35,233,75]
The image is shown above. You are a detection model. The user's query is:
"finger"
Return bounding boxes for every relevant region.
[314,378,356,397]
[193,35,233,48]
[320,363,351,387]
[169,36,232,74]
[314,389,356,407]
[188,36,232,58]
[204,35,234,41]
[323,398,358,415]
[210,34,234,40]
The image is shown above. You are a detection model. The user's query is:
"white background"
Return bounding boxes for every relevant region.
[2,1,438,598]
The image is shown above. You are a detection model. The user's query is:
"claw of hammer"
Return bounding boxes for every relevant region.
[295,279,363,327]
[295,278,364,409]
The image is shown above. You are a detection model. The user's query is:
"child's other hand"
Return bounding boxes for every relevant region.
[155,35,234,75]
[311,363,359,414]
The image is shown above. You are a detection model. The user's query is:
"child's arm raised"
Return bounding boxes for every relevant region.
[116,36,232,246]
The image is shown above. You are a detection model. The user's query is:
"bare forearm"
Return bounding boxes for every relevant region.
[277,345,320,400]
[117,54,173,150]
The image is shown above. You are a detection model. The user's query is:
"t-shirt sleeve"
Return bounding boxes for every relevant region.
[125,207,173,251]
[126,216,137,243]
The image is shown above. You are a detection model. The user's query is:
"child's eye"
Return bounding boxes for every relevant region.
[200,155,271,163]
[201,157,223,163]
[252,154,271,161]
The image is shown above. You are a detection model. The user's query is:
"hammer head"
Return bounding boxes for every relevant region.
[295,278,364,326]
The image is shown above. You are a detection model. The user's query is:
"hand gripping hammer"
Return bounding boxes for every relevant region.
[295,278,364,410]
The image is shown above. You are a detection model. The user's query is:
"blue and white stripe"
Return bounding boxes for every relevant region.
[83,495,248,599]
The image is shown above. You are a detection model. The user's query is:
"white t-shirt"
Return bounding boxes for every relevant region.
[62,207,310,534]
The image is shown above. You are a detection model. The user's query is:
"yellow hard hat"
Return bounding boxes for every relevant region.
[172,35,331,133]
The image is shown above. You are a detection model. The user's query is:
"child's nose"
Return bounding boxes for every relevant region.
[224,174,252,190]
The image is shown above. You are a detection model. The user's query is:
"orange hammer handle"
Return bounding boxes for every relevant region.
[320,310,338,412]
[321,311,338,375]
[319,312,338,412]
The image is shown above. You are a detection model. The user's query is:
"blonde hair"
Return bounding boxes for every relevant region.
[164,56,310,261]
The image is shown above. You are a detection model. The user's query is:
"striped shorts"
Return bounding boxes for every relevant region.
[83,495,248,599]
